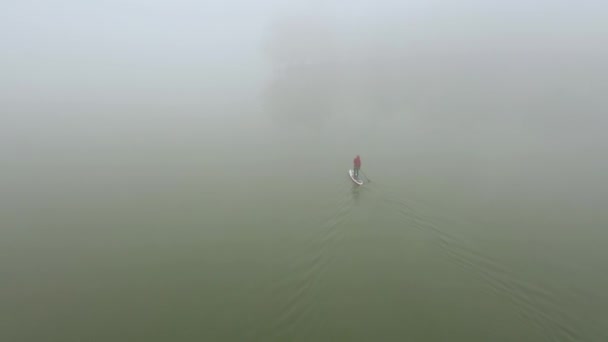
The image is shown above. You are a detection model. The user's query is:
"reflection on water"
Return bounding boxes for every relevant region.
[350,183,360,203]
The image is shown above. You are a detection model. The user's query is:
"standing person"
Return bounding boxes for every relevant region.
[353,155,361,178]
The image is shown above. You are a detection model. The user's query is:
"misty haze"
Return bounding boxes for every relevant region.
[2,1,608,341]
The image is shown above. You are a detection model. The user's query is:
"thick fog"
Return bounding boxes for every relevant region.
[2,0,607,206]
[3,3,608,341]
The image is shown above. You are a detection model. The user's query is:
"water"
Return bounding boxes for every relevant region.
[2,111,607,341]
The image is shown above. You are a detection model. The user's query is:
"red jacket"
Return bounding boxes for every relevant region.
[354,156,361,168]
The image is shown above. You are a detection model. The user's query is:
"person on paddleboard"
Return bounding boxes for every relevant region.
[353,155,361,178]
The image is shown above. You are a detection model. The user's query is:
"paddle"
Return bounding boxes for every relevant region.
[361,170,372,183]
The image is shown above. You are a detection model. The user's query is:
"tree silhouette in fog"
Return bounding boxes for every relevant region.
[262,15,342,126]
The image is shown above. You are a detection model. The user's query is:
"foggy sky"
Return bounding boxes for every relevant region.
[2,0,606,114]
[2,0,607,161]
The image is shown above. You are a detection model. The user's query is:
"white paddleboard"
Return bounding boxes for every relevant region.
[349,169,363,185]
